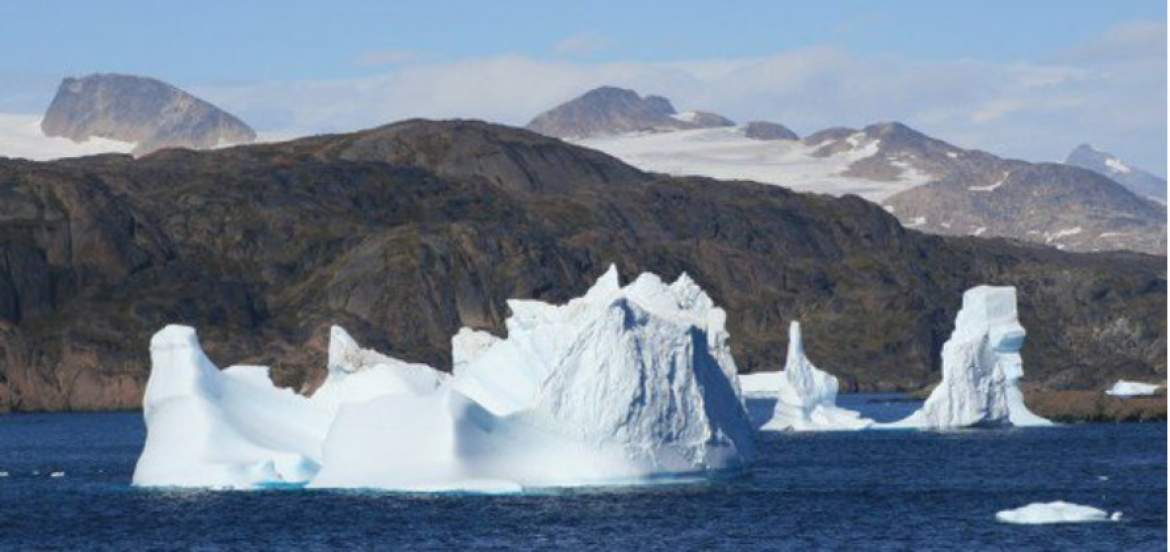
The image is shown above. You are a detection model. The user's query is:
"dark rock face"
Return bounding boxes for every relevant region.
[40,74,256,156]
[0,119,1164,411]
[744,121,798,141]
[526,86,732,138]
[1066,144,1166,203]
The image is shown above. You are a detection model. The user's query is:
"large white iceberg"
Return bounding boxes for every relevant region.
[888,286,1052,429]
[1105,380,1161,397]
[760,322,872,431]
[995,501,1121,524]
[133,265,755,491]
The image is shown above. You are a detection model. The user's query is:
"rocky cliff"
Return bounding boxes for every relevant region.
[0,119,1164,411]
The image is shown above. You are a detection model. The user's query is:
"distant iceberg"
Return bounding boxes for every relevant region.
[1105,380,1161,397]
[996,501,1121,524]
[886,286,1052,429]
[133,265,755,491]
[760,322,872,431]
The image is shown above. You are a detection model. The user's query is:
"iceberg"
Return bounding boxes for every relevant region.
[760,322,872,431]
[133,325,332,489]
[737,372,781,397]
[995,501,1121,524]
[133,265,755,491]
[888,286,1052,429]
[1105,380,1161,397]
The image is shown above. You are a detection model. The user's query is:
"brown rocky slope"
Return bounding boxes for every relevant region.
[0,119,1164,412]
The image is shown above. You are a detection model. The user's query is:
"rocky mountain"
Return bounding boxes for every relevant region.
[1065,144,1166,203]
[525,86,734,139]
[0,119,1164,412]
[883,161,1166,255]
[40,73,256,156]
[744,121,798,141]
[550,91,1167,256]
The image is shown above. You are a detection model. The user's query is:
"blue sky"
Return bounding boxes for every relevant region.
[4,1,1164,80]
[1,1,1166,172]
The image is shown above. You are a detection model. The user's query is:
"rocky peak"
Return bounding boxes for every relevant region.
[41,73,256,156]
[744,121,798,141]
[1065,143,1166,203]
[526,86,733,139]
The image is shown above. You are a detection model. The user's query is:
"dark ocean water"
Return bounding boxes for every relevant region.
[0,395,1165,551]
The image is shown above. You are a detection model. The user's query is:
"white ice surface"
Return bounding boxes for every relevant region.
[133,325,333,489]
[886,286,1052,429]
[995,501,1121,524]
[737,372,781,397]
[135,265,755,492]
[760,322,872,431]
[1105,380,1161,397]
[576,126,931,201]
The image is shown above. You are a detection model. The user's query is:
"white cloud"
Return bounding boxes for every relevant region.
[552,33,610,57]
[187,20,1165,175]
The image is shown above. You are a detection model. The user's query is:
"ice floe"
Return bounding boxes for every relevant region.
[995,501,1121,524]
[1105,380,1161,397]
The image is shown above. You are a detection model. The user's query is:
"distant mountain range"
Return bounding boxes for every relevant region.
[1065,144,1166,203]
[40,73,256,156]
[529,86,1166,255]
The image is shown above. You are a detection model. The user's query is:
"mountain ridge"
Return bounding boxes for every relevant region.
[0,118,1163,412]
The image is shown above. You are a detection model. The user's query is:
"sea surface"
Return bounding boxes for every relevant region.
[0,395,1165,550]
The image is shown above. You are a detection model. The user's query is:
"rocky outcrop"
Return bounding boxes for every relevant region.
[884,162,1166,255]
[0,119,1164,411]
[1066,144,1166,203]
[40,73,256,156]
[744,121,798,141]
[526,86,732,139]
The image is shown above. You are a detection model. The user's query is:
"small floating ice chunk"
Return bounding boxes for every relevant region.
[1105,380,1161,397]
[0,471,8,477]
[995,501,1121,524]
[50,471,65,478]
[760,322,872,431]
